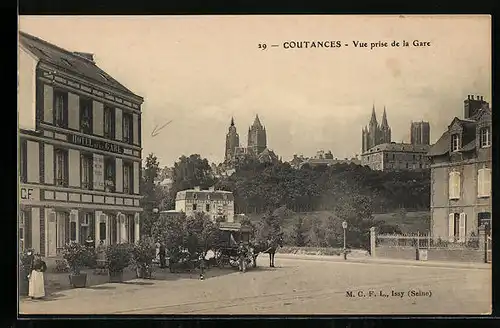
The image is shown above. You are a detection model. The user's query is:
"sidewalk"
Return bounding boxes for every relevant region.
[276,253,492,270]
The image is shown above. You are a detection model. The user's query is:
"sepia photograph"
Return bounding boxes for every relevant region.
[17,15,491,315]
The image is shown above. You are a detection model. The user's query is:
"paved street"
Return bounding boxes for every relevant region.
[19,255,491,315]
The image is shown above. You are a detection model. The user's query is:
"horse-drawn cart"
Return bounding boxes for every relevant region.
[214,222,255,271]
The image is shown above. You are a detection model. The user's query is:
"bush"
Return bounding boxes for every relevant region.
[106,244,133,273]
[62,242,92,275]
[131,238,156,269]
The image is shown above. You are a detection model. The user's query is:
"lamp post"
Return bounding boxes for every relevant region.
[342,221,348,260]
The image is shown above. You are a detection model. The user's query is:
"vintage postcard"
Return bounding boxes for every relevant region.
[17,15,491,315]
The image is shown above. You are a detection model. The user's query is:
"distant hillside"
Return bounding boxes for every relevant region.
[243,210,430,234]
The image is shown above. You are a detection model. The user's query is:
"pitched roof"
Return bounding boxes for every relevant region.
[426,131,450,157]
[19,31,141,99]
[364,143,430,154]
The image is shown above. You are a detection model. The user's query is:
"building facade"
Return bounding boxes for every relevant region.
[175,187,235,222]
[410,121,431,145]
[18,32,144,257]
[361,105,392,153]
[360,143,430,171]
[427,95,491,242]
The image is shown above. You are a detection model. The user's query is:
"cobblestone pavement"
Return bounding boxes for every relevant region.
[19,255,491,315]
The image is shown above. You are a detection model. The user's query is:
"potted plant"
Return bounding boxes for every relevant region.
[132,238,156,279]
[19,249,34,296]
[106,243,132,283]
[62,242,90,288]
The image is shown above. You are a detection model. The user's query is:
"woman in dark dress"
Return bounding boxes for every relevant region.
[28,254,47,299]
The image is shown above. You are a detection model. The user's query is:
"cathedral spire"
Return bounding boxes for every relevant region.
[230,116,235,126]
[253,114,263,128]
[381,106,389,128]
[370,105,378,125]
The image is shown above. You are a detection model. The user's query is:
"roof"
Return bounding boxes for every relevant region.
[19,31,142,100]
[426,131,450,157]
[363,143,430,154]
[176,189,234,201]
[427,106,492,158]
[219,222,253,232]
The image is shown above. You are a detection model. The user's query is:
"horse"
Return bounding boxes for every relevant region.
[251,234,283,268]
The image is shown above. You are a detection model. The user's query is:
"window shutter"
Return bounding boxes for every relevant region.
[459,213,466,243]
[484,169,491,197]
[449,172,454,199]
[455,172,461,199]
[65,214,70,244]
[478,169,484,197]
[448,214,455,242]
[26,210,32,249]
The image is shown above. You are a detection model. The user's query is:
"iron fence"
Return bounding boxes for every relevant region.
[376,232,481,250]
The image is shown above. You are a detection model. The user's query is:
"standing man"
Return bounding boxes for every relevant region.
[159,243,166,268]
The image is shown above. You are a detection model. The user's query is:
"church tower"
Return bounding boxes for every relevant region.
[225,117,240,164]
[379,106,392,144]
[368,105,379,149]
[247,114,267,154]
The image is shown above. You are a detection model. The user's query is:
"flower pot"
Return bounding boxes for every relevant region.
[69,272,88,288]
[108,270,124,283]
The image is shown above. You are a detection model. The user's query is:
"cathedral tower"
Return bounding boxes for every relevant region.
[361,105,392,153]
[225,117,240,163]
[247,114,267,154]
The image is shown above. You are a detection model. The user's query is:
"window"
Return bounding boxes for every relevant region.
[448,213,466,242]
[55,149,69,187]
[54,90,68,128]
[80,212,93,243]
[128,215,136,244]
[478,212,491,231]
[477,168,492,198]
[206,204,210,212]
[19,140,27,183]
[193,193,198,199]
[451,134,460,152]
[104,106,115,139]
[123,162,133,194]
[448,171,461,200]
[81,154,93,190]
[99,222,107,241]
[406,163,409,169]
[19,211,26,251]
[193,204,197,211]
[70,221,77,241]
[109,215,117,245]
[80,98,93,134]
[480,127,491,148]
[123,112,133,144]
[104,157,116,192]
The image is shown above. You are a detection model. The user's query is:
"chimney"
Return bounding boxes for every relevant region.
[208,186,215,192]
[194,186,201,191]
[73,52,95,63]
[481,96,484,101]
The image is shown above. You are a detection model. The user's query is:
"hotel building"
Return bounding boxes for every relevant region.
[18,32,144,257]
[175,187,235,223]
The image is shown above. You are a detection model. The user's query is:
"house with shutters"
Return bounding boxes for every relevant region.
[18,31,144,257]
[175,187,235,223]
[427,95,492,242]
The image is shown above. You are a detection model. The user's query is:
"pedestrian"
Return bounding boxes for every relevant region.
[159,243,166,268]
[28,253,47,300]
[199,253,206,280]
[238,242,247,273]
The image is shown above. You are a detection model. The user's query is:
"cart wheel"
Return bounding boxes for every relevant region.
[229,256,239,268]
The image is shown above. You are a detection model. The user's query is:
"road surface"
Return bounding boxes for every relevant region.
[19,255,491,315]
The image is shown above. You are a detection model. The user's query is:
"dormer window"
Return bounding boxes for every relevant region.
[451,134,460,152]
[480,127,491,148]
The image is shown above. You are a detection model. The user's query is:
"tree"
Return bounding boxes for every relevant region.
[140,153,162,236]
[291,216,306,247]
[166,154,216,209]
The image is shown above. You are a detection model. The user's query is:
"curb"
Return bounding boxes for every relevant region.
[276,253,491,270]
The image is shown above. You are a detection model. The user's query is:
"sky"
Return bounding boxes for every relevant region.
[19,15,491,167]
